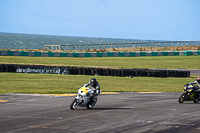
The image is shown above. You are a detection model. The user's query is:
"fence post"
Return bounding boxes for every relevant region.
[79,45,81,51]
[105,44,106,49]
[99,44,100,49]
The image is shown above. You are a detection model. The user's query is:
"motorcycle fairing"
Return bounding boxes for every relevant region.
[80,87,89,94]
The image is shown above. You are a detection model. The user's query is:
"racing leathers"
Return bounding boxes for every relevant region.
[189,81,200,88]
[82,81,100,102]
[189,81,200,99]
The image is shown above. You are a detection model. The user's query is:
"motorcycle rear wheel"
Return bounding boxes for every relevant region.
[70,98,78,110]
[87,99,97,109]
[178,93,185,103]
[193,98,199,103]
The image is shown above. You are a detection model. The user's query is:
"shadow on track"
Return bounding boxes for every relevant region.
[91,107,134,110]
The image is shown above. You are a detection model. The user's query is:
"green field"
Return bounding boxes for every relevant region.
[0,55,200,69]
[0,56,200,94]
[0,73,196,94]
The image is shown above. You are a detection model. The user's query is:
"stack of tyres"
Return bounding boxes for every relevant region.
[4,64,12,72]
[78,67,83,75]
[0,64,191,77]
[177,70,182,77]
[168,70,174,77]
[94,68,101,76]
[135,69,142,77]
[186,71,190,77]
[1,64,6,72]
[120,69,124,77]
[173,70,178,77]
[101,68,106,76]
[161,70,167,77]
[8,64,16,72]
[74,67,79,75]
[0,64,3,72]
[147,70,156,77]
[85,68,91,75]
[69,67,75,75]
[180,71,189,77]
[82,67,86,75]
[181,71,186,77]
[90,68,95,75]
[105,69,110,76]
[113,69,118,76]
[126,69,132,77]
[125,69,129,77]
[99,68,104,76]
[116,69,121,77]
[110,69,114,76]
[0,64,2,72]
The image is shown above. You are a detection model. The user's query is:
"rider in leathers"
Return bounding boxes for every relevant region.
[82,78,100,102]
[188,76,200,100]
[189,76,200,88]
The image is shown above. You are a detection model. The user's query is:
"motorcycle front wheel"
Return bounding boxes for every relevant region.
[178,93,185,103]
[70,98,78,110]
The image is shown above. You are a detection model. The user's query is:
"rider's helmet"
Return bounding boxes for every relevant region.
[90,78,97,88]
[197,77,200,84]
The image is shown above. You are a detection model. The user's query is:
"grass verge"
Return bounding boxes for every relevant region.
[0,56,200,69]
[0,73,196,94]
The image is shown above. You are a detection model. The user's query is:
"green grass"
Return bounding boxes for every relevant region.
[1,56,200,94]
[0,73,196,94]
[0,55,200,69]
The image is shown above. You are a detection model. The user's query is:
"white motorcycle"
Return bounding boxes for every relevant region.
[70,86,100,110]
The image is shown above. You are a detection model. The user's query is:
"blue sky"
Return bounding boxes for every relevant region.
[0,0,200,41]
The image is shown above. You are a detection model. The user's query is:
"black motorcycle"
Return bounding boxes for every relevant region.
[178,84,200,103]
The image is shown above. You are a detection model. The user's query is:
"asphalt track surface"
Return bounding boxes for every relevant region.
[183,69,200,75]
[1,92,200,133]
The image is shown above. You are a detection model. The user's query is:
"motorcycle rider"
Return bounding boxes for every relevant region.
[188,76,200,100]
[189,76,200,88]
[82,78,100,102]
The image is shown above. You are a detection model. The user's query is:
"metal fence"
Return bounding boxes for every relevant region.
[44,41,199,51]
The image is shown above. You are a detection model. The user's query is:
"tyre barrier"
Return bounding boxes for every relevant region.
[0,64,190,77]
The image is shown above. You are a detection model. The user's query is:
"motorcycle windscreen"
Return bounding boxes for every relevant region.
[80,87,89,94]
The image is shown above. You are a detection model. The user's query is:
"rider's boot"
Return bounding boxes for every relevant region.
[90,95,97,103]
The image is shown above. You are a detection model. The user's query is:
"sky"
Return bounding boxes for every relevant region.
[0,0,200,41]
